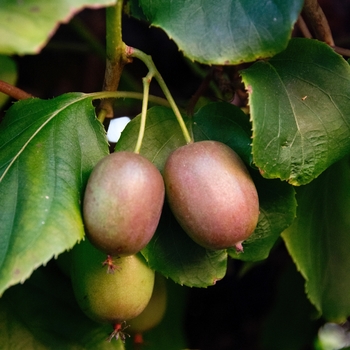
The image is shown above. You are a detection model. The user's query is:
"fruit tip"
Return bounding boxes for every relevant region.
[235,242,244,253]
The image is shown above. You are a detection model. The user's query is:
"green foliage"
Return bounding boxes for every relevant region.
[130,0,304,64]
[0,0,116,55]
[0,0,350,348]
[282,155,350,322]
[242,38,350,185]
[0,93,109,295]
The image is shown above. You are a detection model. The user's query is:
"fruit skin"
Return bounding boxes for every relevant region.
[83,151,165,256]
[163,140,259,251]
[128,273,167,334]
[71,239,155,324]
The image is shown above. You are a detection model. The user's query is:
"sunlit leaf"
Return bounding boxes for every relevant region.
[130,0,303,64]
[0,93,109,295]
[0,0,116,55]
[241,38,350,185]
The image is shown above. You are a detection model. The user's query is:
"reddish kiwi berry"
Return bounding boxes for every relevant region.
[83,151,165,256]
[71,239,155,326]
[163,140,259,251]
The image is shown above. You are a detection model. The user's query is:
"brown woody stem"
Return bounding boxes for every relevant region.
[302,0,334,46]
[0,80,33,100]
[98,1,131,121]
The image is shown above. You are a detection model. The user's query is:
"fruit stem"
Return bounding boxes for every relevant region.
[134,72,152,154]
[126,46,193,144]
[99,1,131,121]
[89,91,172,108]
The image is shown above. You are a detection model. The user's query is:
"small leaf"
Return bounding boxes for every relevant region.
[241,38,350,185]
[130,0,303,64]
[0,93,109,295]
[282,155,350,322]
[0,263,124,349]
[0,0,116,55]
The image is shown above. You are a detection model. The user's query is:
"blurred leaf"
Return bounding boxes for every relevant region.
[241,38,350,185]
[0,263,124,349]
[260,259,320,350]
[0,0,116,55]
[0,55,17,108]
[0,93,109,295]
[282,155,350,322]
[129,278,188,350]
[129,0,303,64]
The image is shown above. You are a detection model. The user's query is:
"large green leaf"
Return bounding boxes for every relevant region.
[0,0,116,55]
[116,103,296,285]
[0,93,109,296]
[241,38,350,185]
[0,263,124,349]
[130,0,303,64]
[282,155,350,322]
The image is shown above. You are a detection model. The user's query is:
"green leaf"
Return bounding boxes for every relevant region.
[0,92,109,296]
[142,204,228,288]
[0,0,116,55]
[282,155,350,322]
[115,106,187,171]
[0,263,124,349]
[241,38,350,185]
[0,55,17,108]
[130,0,303,64]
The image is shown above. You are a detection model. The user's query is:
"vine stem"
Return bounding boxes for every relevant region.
[89,90,171,107]
[134,73,152,153]
[98,0,131,121]
[0,80,33,100]
[126,46,193,144]
[302,0,334,46]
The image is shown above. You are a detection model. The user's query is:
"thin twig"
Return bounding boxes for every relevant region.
[0,80,33,100]
[332,46,350,58]
[302,0,334,46]
[296,15,313,39]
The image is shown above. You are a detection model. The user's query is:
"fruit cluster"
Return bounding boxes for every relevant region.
[73,140,259,342]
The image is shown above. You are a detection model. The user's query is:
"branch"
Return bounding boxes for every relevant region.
[302,0,334,46]
[98,1,131,120]
[296,15,313,39]
[0,80,33,100]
